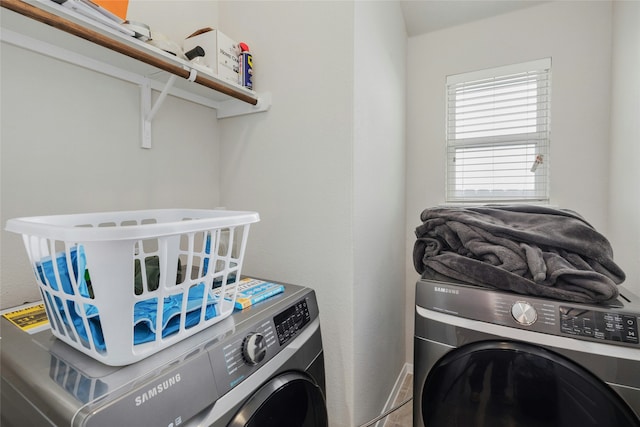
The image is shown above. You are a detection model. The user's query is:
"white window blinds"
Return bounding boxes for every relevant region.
[445,58,551,203]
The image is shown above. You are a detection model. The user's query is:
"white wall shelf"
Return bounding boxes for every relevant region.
[0,0,271,148]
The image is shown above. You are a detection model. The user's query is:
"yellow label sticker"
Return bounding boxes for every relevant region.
[2,303,49,331]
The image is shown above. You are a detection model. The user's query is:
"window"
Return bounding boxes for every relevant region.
[446,58,551,203]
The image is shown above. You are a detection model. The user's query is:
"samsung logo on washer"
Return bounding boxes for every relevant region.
[434,287,459,295]
[134,374,182,406]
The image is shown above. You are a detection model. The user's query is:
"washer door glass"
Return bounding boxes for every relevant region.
[228,371,328,427]
[422,341,640,427]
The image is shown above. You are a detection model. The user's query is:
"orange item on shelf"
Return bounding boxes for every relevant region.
[92,0,129,20]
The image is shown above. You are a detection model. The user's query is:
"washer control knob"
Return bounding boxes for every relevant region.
[242,333,267,365]
[511,301,537,326]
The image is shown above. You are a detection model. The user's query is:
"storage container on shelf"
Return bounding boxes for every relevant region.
[5,209,260,366]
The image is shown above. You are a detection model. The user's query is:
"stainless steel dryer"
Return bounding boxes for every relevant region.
[1,282,328,427]
[414,278,640,427]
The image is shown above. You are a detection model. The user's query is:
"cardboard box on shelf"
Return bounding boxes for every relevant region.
[184,27,239,85]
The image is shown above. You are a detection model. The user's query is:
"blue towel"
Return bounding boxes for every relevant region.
[38,246,219,352]
[133,283,219,344]
[37,247,104,349]
[37,245,91,297]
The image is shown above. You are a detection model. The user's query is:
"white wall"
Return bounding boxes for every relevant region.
[218,2,406,425]
[217,2,356,425]
[353,1,406,425]
[405,1,620,361]
[608,0,640,292]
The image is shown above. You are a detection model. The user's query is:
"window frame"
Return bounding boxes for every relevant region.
[445,58,552,204]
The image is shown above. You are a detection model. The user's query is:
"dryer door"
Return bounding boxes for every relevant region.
[421,340,640,427]
[227,371,328,427]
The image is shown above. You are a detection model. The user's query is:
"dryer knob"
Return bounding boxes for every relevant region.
[511,301,537,326]
[242,333,267,365]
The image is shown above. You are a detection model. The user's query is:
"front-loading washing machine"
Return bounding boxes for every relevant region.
[1,282,327,427]
[414,278,640,427]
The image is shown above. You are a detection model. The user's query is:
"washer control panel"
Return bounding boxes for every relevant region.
[219,318,277,391]
[274,299,311,345]
[210,295,317,396]
[560,307,639,345]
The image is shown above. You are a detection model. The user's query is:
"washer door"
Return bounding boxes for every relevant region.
[227,371,328,427]
[421,341,640,427]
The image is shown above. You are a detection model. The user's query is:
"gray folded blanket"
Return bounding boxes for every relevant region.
[413,205,625,303]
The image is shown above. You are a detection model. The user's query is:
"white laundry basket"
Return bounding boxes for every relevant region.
[6,209,259,366]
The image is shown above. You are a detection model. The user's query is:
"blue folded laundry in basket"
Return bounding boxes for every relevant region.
[37,245,92,297]
[133,283,219,345]
[37,246,105,349]
[38,246,219,352]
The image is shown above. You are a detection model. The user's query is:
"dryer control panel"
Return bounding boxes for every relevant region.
[560,307,639,345]
[417,279,640,349]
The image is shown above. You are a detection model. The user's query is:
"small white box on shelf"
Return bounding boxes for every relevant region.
[184,27,239,84]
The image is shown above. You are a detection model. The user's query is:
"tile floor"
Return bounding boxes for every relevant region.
[382,372,413,427]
